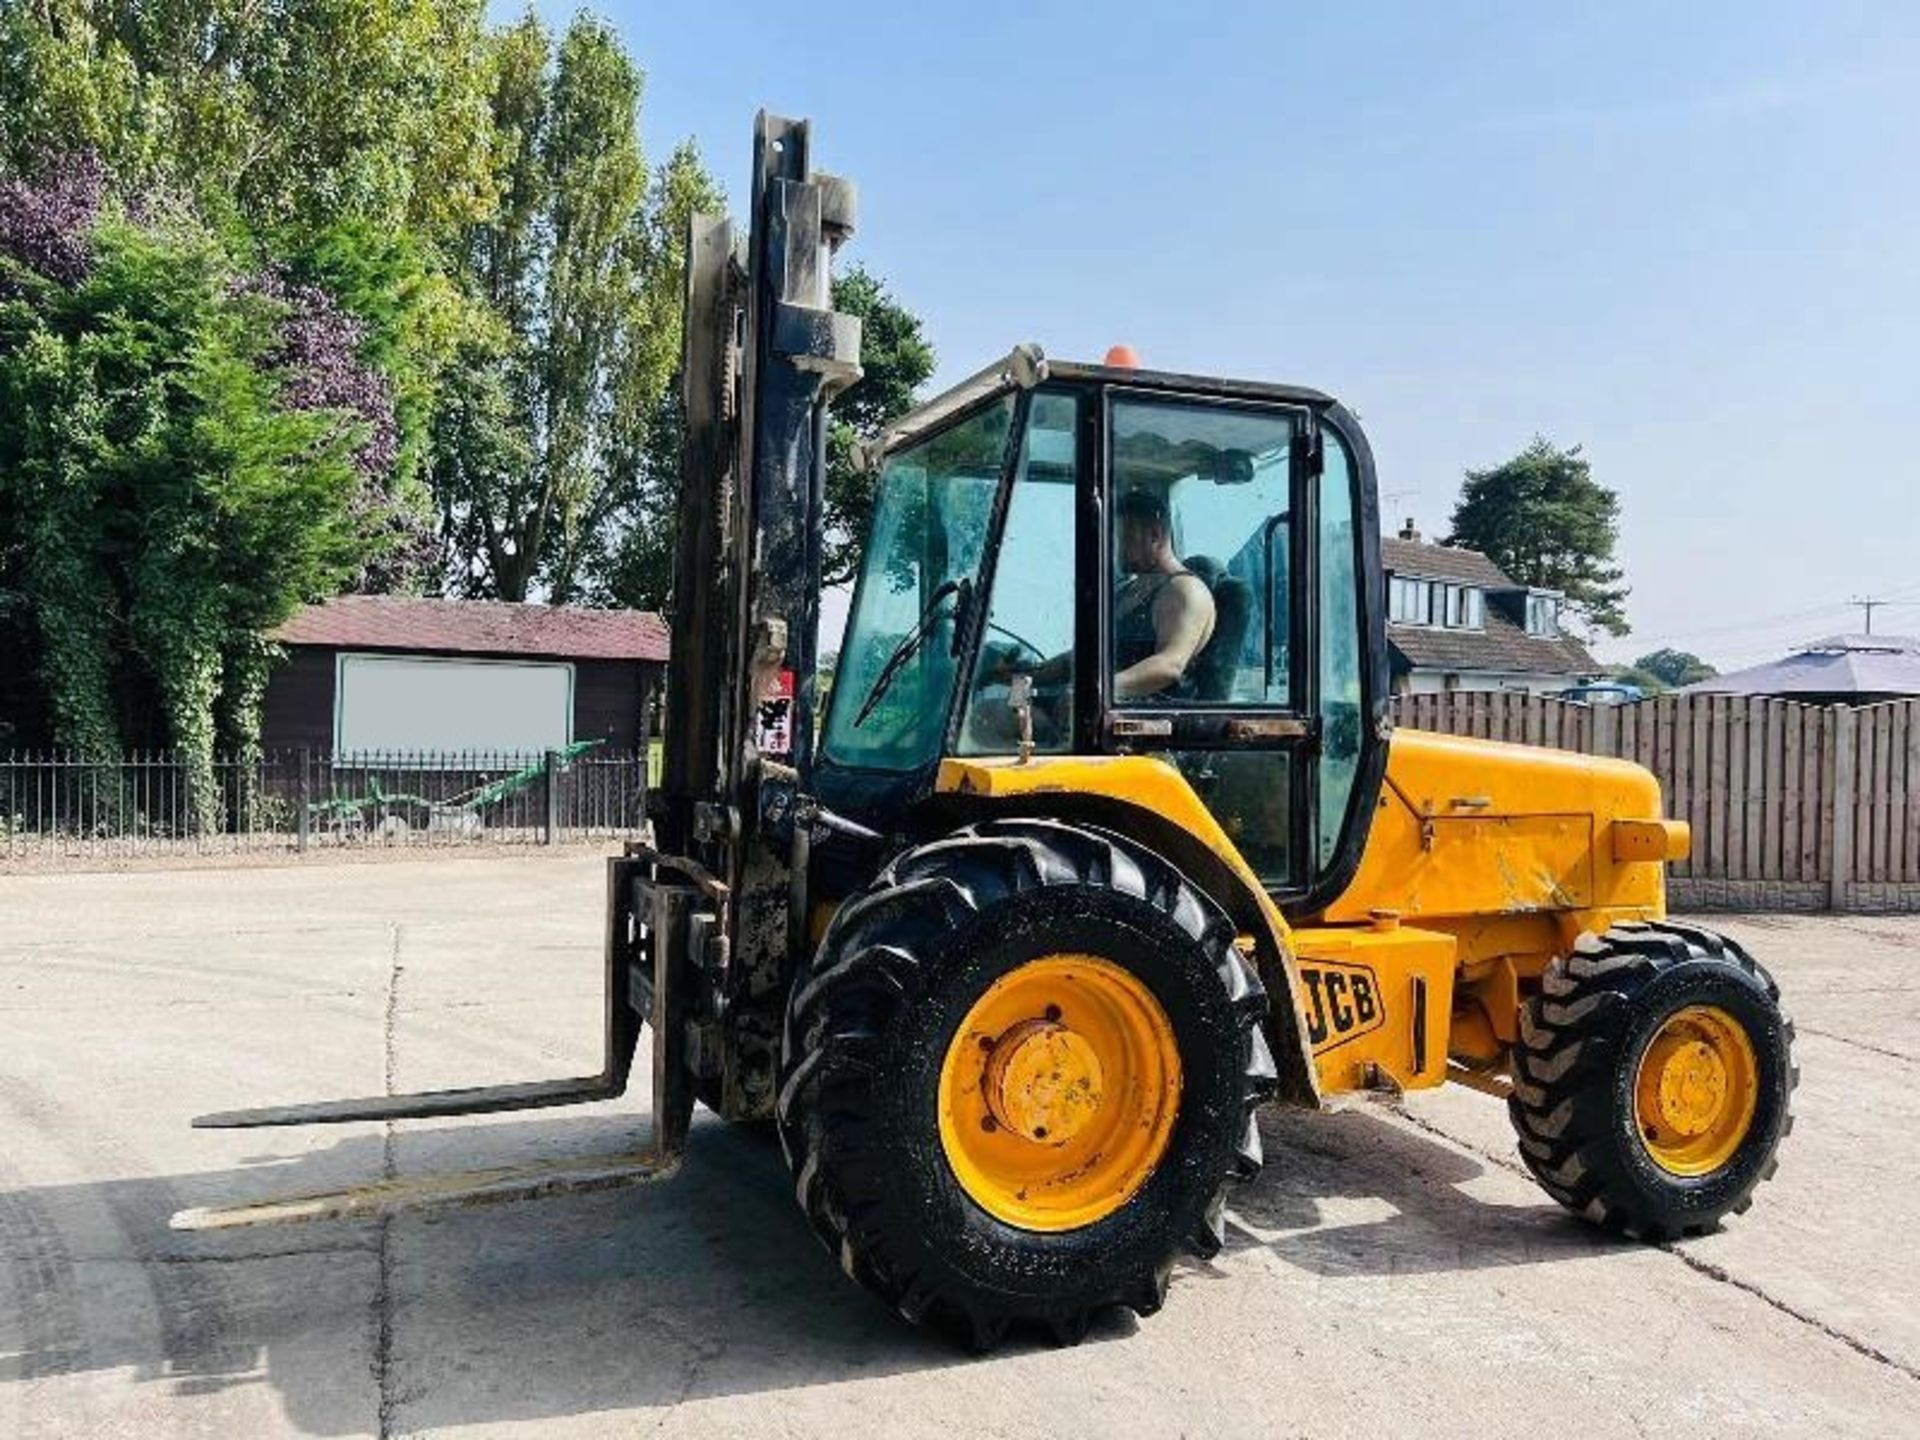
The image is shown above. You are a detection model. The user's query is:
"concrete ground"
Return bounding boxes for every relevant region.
[1,854,1916,1439]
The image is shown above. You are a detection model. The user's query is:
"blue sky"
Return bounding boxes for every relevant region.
[511,1,1920,667]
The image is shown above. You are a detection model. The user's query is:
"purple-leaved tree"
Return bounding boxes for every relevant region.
[238,270,436,591]
[2,151,435,593]
[0,149,105,288]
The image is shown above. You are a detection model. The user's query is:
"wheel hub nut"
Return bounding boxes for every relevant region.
[1657,1039,1728,1136]
[983,1018,1104,1145]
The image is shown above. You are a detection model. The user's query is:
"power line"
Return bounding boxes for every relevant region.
[1626,576,1920,651]
[1624,603,1856,650]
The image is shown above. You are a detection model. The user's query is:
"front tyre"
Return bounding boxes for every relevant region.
[777,818,1274,1348]
[1509,921,1796,1240]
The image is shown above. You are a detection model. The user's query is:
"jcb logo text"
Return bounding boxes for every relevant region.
[1299,963,1385,1051]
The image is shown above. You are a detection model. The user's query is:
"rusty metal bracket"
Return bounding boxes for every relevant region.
[1380,769,1436,851]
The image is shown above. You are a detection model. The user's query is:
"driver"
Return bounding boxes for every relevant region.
[1110,488,1215,700]
[990,487,1215,703]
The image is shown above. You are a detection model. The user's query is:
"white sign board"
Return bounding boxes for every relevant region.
[335,654,573,755]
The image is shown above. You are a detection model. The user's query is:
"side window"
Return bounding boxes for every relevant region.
[1108,399,1295,706]
[957,393,1079,755]
[1317,429,1364,867]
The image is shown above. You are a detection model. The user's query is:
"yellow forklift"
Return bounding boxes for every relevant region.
[179,114,1795,1350]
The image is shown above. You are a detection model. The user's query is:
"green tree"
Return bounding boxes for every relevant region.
[288,219,481,588]
[1448,437,1629,638]
[824,263,935,586]
[0,0,503,608]
[436,13,715,603]
[0,0,497,244]
[1,206,367,823]
[569,140,723,609]
[1610,665,1668,695]
[1633,647,1717,689]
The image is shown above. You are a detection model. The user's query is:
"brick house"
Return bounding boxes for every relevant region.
[1383,524,1599,696]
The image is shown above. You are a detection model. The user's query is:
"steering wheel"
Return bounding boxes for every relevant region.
[984,622,1047,670]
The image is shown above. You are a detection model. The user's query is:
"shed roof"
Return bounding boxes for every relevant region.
[273,596,669,663]
[1681,634,1920,698]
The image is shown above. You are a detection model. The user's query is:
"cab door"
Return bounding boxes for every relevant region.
[1093,390,1371,899]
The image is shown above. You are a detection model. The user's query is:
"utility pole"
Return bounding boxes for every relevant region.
[1850,596,1885,634]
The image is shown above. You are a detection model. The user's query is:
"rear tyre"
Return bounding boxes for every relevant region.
[777,818,1274,1348]
[1508,921,1796,1240]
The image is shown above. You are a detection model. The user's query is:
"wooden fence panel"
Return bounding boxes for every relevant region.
[1858,707,1877,883]
[1774,706,1789,887]
[1872,704,1893,882]
[1657,698,1683,876]
[1857,706,1875,883]
[1759,700,1780,881]
[1895,704,1911,881]
[1715,697,1735,879]
[1810,706,1829,883]
[1877,706,1890,882]
[1905,703,1920,882]
[1686,698,1709,876]
[1812,704,1831,884]
[1822,707,1841,886]
[1745,698,1766,881]
[1730,697,1749,878]
[1783,704,1802,881]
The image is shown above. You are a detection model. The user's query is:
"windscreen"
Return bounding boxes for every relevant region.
[820,396,1014,772]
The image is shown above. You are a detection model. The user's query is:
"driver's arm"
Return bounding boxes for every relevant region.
[991,649,1071,686]
[1114,576,1214,699]
[1027,651,1072,686]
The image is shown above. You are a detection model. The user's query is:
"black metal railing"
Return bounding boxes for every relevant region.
[0,745,650,860]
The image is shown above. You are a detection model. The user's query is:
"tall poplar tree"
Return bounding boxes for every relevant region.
[434,11,718,603]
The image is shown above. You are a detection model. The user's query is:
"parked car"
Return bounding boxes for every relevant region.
[1558,681,1644,705]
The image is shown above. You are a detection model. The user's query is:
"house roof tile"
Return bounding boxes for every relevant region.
[1381,536,1514,588]
[1382,534,1594,679]
[1389,609,1597,678]
[273,596,669,663]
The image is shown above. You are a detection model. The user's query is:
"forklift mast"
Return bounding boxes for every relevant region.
[661,113,860,840]
[656,113,863,1114]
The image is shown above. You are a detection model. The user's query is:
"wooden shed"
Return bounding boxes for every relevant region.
[261,596,668,756]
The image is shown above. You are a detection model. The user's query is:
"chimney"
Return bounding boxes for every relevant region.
[1398,517,1421,542]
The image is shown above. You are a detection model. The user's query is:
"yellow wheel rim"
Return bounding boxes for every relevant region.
[938,953,1182,1232]
[1633,1005,1759,1176]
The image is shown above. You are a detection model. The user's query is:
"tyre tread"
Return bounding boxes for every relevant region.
[778,818,1270,1346]
[1505,922,1795,1240]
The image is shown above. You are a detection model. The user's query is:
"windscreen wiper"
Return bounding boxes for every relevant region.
[853,578,970,727]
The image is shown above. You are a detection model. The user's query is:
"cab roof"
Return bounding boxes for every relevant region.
[863,344,1338,469]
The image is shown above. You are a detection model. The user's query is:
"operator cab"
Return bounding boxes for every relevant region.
[815,346,1387,909]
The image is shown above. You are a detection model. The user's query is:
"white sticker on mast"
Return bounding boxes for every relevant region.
[756,668,795,759]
